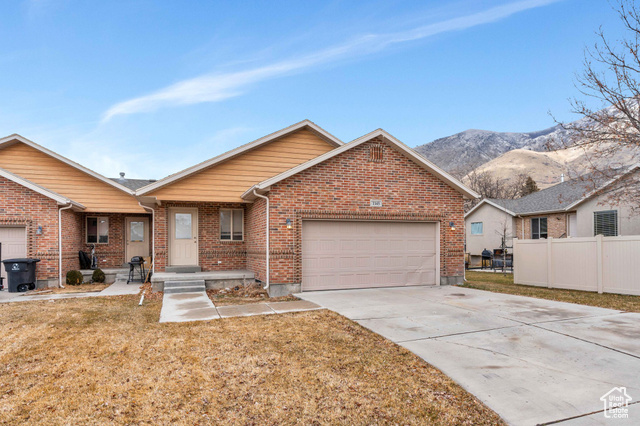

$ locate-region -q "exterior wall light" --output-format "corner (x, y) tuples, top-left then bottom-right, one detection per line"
(36, 225), (43, 235)
(449, 221), (455, 231)
(286, 218), (292, 229)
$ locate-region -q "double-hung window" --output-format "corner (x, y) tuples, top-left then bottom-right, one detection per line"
(594, 210), (618, 236)
(87, 217), (109, 244)
(220, 209), (244, 241)
(531, 217), (547, 239)
(471, 222), (483, 235)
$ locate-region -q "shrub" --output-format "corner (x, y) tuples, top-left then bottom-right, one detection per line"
(91, 268), (106, 283)
(66, 270), (84, 286)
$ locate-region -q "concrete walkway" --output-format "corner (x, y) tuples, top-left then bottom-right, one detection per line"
(159, 291), (322, 323)
(0, 281), (142, 303)
(300, 285), (640, 426)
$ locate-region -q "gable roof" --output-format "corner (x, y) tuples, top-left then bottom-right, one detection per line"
(0, 134), (135, 195)
(466, 164), (640, 217)
(464, 198), (516, 218)
(242, 128), (479, 201)
(0, 167), (85, 209)
(136, 120), (343, 196)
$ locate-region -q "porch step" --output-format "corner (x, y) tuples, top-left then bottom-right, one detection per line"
(166, 266), (202, 273)
(163, 280), (206, 294)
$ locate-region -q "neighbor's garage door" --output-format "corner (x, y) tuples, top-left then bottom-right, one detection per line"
(0, 227), (27, 283)
(302, 221), (438, 291)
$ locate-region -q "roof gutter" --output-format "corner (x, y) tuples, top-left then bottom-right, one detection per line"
(252, 189), (269, 291)
(138, 201), (155, 275)
(58, 203), (74, 288)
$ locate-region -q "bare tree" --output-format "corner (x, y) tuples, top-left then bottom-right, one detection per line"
(553, 0), (640, 212)
(463, 170), (533, 211)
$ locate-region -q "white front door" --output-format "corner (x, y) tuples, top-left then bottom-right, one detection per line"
(125, 217), (150, 261)
(169, 208), (198, 266)
(0, 227), (27, 283)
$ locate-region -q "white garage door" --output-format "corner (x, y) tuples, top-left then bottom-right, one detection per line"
(0, 227), (27, 283)
(302, 221), (438, 291)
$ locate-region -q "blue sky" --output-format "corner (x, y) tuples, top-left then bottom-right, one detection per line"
(0, 0), (626, 179)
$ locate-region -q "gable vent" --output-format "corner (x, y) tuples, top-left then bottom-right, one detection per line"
(368, 144), (384, 163)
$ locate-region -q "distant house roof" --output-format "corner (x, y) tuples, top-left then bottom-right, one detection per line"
(487, 178), (594, 215)
(466, 165), (640, 217)
(109, 178), (157, 191)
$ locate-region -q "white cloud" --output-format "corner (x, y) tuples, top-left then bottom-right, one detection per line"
(102, 0), (561, 121)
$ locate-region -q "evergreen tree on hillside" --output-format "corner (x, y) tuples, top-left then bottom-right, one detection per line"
(521, 176), (539, 196)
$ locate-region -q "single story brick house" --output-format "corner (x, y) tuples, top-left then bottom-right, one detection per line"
(464, 166), (640, 266)
(0, 121), (477, 294)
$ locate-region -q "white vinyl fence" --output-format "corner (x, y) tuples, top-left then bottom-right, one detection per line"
(513, 235), (640, 296)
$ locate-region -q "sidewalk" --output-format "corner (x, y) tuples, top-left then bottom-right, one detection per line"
(159, 292), (322, 323)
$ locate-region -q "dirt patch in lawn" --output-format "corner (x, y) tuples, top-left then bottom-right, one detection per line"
(0, 297), (503, 425)
(463, 271), (640, 312)
(207, 283), (298, 306)
(30, 283), (110, 295)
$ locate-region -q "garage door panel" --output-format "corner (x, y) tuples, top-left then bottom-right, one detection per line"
(302, 221), (438, 291)
(0, 227), (27, 282)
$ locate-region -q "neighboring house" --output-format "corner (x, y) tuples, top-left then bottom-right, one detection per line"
(0, 120), (478, 294)
(465, 166), (640, 265)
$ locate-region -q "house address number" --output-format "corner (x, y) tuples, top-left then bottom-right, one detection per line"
(370, 200), (382, 207)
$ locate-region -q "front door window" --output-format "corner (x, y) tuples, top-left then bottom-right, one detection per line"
(130, 221), (144, 242)
(175, 213), (192, 239)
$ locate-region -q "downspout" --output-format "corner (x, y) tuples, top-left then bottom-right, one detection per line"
(138, 201), (155, 274)
(252, 190), (269, 290)
(58, 203), (74, 288)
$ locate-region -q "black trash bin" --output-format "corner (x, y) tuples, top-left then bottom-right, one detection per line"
(2, 258), (40, 292)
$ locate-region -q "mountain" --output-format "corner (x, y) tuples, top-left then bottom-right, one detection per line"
(414, 124), (571, 175)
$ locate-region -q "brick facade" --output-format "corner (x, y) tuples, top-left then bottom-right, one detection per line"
(266, 137), (465, 285)
(152, 138), (466, 286)
(154, 202), (247, 272)
(0, 176), (59, 283)
(515, 213), (568, 239)
(0, 175), (152, 286)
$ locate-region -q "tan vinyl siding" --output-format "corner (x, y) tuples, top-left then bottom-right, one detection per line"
(0, 142), (145, 213)
(150, 128), (335, 202)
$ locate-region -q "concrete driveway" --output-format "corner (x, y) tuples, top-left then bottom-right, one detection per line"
(299, 286), (640, 425)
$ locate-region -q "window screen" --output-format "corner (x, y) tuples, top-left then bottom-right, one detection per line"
(471, 222), (483, 235)
(594, 210), (618, 236)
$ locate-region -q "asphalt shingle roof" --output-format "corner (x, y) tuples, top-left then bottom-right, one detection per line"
(487, 178), (594, 215)
(109, 178), (156, 191)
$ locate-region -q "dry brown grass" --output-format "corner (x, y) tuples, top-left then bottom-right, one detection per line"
(463, 271), (640, 312)
(0, 296), (503, 425)
(206, 283), (298, 306)
(31, 283), (110, 294)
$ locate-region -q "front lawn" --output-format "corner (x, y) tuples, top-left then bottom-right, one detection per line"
(463, 271), (640, 312)
(0, 296), (502, 425)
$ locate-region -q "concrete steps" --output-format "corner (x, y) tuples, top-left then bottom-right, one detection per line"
(163, 280), (206, 294)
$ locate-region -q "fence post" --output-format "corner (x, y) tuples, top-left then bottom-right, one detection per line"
(512, 238), (518, 283)
(596, 234), (604, 294)
(545, 237), (552, 288)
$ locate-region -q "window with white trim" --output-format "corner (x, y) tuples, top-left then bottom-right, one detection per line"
(471, 222), (483, 235)
(220, 209), (243, 241)
(87, 217), (109, 244)
(531, 217), (547, 239)
(594, 210), (618, 236)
